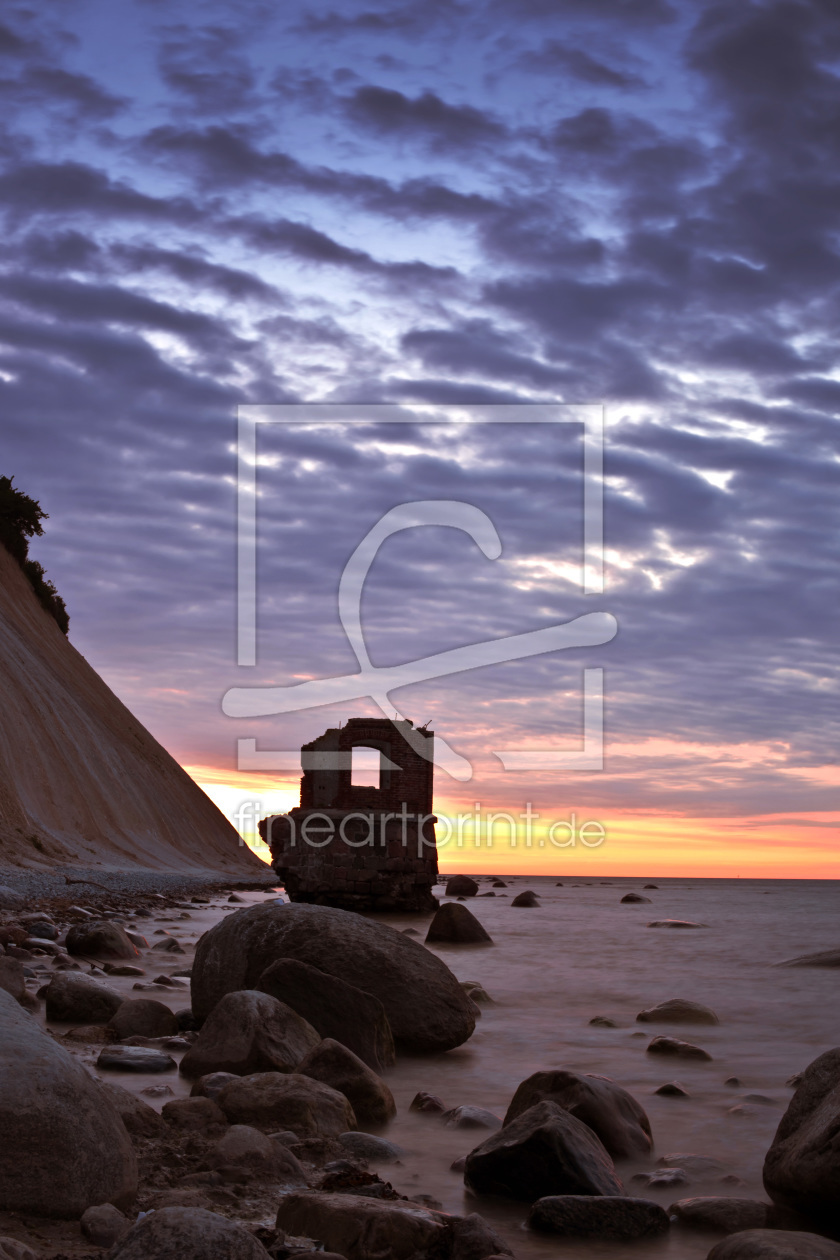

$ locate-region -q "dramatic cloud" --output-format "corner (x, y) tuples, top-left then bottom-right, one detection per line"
(1, 0), (837, 857)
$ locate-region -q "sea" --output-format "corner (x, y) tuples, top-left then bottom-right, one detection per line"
(74, 875), (840, 1258)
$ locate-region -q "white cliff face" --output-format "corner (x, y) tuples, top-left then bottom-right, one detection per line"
(0, 544), (265, 874)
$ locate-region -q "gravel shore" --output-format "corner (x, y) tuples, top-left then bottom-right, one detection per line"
(0, 865), (277, 903)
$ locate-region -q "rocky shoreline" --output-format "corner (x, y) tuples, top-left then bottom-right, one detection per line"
(1, 879), (839, 1260)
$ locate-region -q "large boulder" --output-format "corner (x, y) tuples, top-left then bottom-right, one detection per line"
(276, 1192), (450, 1260)
(298, 1038), (396, 1127)
(65, 922), (139, 960)
(669, 1198), (770, 1233)
(179, 990), (320, 1079)
(108, 999), (179, 1039)
(216, 1071), (356, 1136)
(763, 1047), (840, 1231)
(445, 876), (479, 897)
(464, 1100), (624, 1202)
(425, 904), (492, 945)
(503, 1069), (652, 1159)
(0, 988), (137, 1216)
(528, 1195), (668, 1240)
(108, 1206), (270, 1260)
(191, 903), (475, 1054)
(257, 958), (395, 1071)
(45, 972), (124, 1023)
(636, 998), (719, 1025)
(706, 1230), (840, 1259)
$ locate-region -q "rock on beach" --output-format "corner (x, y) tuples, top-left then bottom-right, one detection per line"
(425, 902), (493, 945)
(636, 998), (720, 1025)
(763, 1047), (840, 1232)
(647, 1035), (713, 1061)
(216, 1071), (356, 1136)
(503, 1068), (653, 1159)
(297, 1037), (396, 1127)
(0, 987), (137, 1216)
(706, 1229), (840, 1259)
(179, 989), (320, 1078)
(528, 1195), (669, 1240)
(108, 1205), (270, 1260)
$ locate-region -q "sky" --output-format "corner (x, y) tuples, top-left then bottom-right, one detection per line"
(2, 0), (838, 876)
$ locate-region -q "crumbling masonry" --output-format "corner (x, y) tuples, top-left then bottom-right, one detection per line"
(259, 717), (439, 912)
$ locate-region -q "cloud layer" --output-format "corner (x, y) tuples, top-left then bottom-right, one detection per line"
(1, 1), (837, 838)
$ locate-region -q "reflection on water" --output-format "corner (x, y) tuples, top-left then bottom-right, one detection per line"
(378, 876), (840, 1259)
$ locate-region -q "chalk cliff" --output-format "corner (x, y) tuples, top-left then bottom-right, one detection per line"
(0, 543), (265, 874)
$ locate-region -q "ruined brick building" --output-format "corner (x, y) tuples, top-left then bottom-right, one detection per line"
(258, 717), (439, 912)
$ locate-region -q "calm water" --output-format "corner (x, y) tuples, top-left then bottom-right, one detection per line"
(71, 876), (840, 1258)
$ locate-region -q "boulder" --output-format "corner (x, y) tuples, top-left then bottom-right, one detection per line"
(65, 922), (139, 960)
(442, 1106), (501, 1131)
(528, 1195), (669, 1240)
(669, 1197), (770, 1233)
(410, 1091), (447, 1114)
(706, 1230), (840, 1259)
(647, 919), (707, 929)
(190, 1072), (238, 1102)
(0, 988), (137, 1216)
(191, 903), (475, 1054)
(637, 999), (720, 1025)
(217, 1072), (356, 1136)
(448, 1214), (512, 1259)
(0, 886), (23, 910)
(44, 972), (124, 1023)
(511, 890), (540, 907)
(775, 948), (840, 968)
(297, 1038), (396, 1127)
(257, 958), (395, 1071)
(0, 1240), (38, 1260)
(647, 1036), (712, 1061)
(425, 904), (492, 945)
(763, 1047), (840, 1230)
(337, 1132), (403, 1162)
(492, 880), (507, 888)
(108, 1206), (270, 1260)
(80, 1203), (129, 1248)
(445, 876), (479, 897)
(97, 1046), (176, 1073)
(161, 1097), (228, 1132)
(620, 894), (652, 904)
(0, 957), (38, 1011)
(503, 1069), (653, 1159)
(276, 1192), (449, 1260)
(179, 990), (320, 1079)
(589, 1016), (618, 1028)
(108, 999), (179, 1039)
(655, 1081), (690, 1096)
(207, 1125), (307, 1185)
(464, 1100), (624, 1201)
(101, 1081), (167, 1137)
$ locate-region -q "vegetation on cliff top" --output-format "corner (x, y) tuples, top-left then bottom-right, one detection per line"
(0, 476), (69, 634)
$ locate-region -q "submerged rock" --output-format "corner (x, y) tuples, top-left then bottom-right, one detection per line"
(464, 1100), (624, 1202)
(503, 1068), (653, 1159)
(445, 876), (479, 897)
(646, 1035), (712, 1061)
(655, 1081), (690, 1096)
(620, 893), (651, 904)
(191, 903), (475, 1054)
(0, 988), (137, 1216)
(528, 1195), (669, 1240)
(179, 990), (320, 1079)
(636, 999), (720, 1025)
(775, 948), (840, 968)
(257, 958), (395, 1071)
(442, 1106), (501, 1131)
(97, 1045), (176, 1073)
(669, 1197), (770, 1233)
(511, 890), (540, 907)
(647, 919), (707, 929)
(425, 903), (493, 945)
(763, 1047), (840, 1232)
